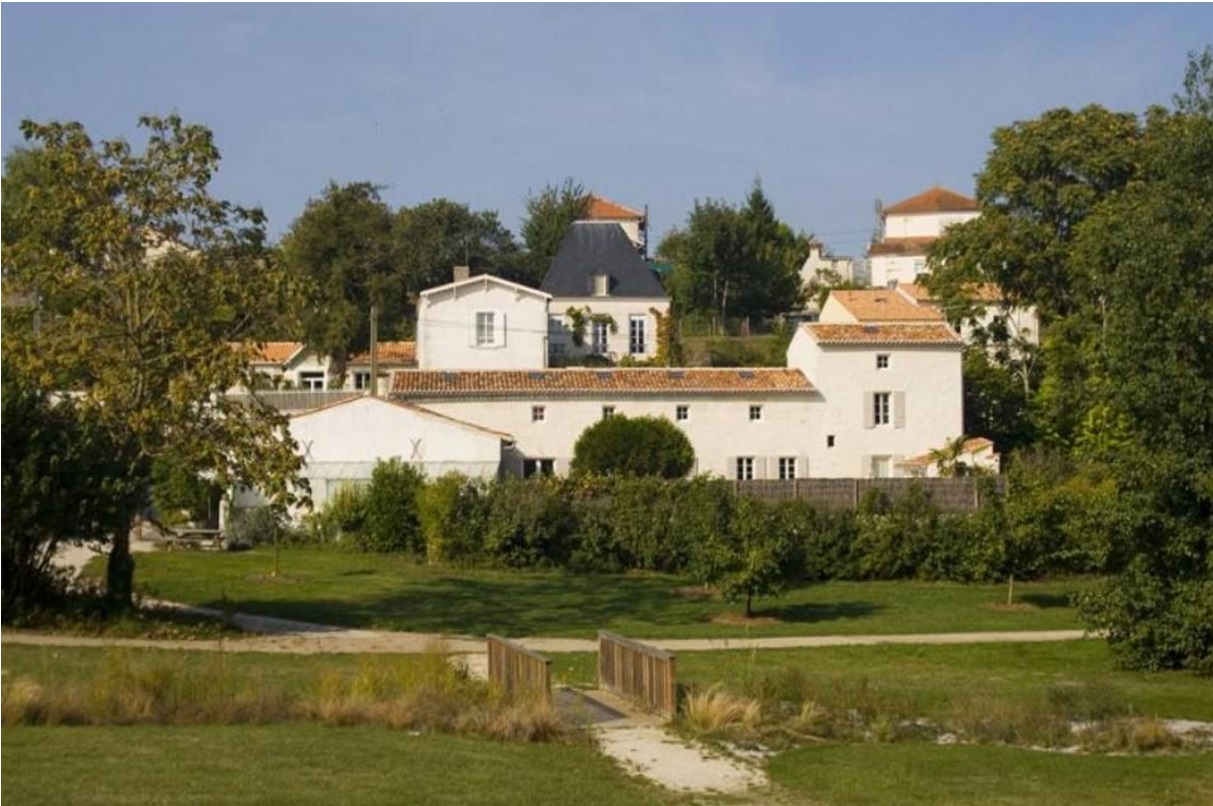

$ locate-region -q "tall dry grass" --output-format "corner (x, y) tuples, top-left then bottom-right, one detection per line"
(2, 647), (570, 743)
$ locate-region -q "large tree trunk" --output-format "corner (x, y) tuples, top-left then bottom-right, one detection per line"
(106, 520), (136, 610)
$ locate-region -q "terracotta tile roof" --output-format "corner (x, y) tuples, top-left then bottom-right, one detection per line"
(803, 323), (962, 346)
(348, 341), (416, 365)
(829, 290), (944, 322)
(883, 186), (979, 216)
(232, 341), (306, 364)
(867, 236), (937, 256)
(391, 368), (814, 398)
(585, 194), (644, 221)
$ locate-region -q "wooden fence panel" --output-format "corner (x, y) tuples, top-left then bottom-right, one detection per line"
(736, 477), (1003, 513)
(486, 635), (551, 697)
(598, 631), (677, 717)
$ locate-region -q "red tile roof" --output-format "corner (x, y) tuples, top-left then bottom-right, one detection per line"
(391, 368), (814, 397)
(585, 195), (644, 221)
(829, 290), (945, 322)
(348, 341), (416, 365)
(803, 323), (962, 346)
(867, 236), (938, 257)
(883, 186), (979, 216)
(233, 341), (306, 364)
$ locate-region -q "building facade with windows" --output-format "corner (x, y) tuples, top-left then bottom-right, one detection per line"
(416, 273), (552, 370)
(541, 222), (669, 363)
(785, 322), (964, 477)
(391, 368), (820, 479)
(868, 186), (980, 289)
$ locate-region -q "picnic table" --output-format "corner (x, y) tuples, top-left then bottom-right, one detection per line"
(165, 527), (225, 550)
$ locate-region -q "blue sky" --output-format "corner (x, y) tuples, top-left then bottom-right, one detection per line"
(3, 4), (1208, 259)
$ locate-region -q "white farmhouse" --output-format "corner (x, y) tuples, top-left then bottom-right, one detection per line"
(416, 274), (552, 370)
(868, 186), (979, 289)
(392, 367), (819, 479)
(786, 322), (964, 478)
(542, 222), (670, 363)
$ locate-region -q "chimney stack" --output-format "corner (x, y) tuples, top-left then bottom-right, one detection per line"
(453, 265), (471, 282)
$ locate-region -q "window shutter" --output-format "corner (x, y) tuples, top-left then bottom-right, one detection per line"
(893, 392), (906, 429)
(496, 310), (507, 348)
(863, 391), (875, 428)
(801, 456), (811, 479)
(726, 456), (736, 479)
(467, 311), (477, 347)
(755, 457), (767, 480)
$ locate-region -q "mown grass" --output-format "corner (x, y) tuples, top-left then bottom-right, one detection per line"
(2, 725), (684, 806)
(549, 640), (1213, 723)
(767, 743), (1213, 805)
(120, 547), (1090, 638)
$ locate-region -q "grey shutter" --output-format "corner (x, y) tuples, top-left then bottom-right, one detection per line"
(496, 310), (507, 347)
(863, 391), (875, 428)
(893, 391), (906, 429)
(467, 311), (477, 348)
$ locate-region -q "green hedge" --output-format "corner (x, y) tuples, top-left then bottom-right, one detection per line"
(303, 461), (1125, 585)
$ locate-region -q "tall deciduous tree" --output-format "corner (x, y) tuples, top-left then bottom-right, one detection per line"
(926, 105), (1143, 447)
(280, 181), (401, 380)
(1, 115), (306, 607)
(659, 181), (807, 326)
(520, 178), (590, 284)
(394, 198), (522, 294)
(1073, 91), (1213, 673)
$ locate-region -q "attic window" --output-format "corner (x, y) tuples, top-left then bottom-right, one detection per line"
(441, 372), (458, 383)
(527, 371), (547, 381)
(738, 370), (755, 380)
(668, 370), (685, 380)
(591, 271), (611, 297)
(596, 371), (612, 381)
(862, 325), (879, 334)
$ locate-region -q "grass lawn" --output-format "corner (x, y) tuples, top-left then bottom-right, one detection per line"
(548, 640), (1213, 722)
(1, 725), (683, 806)
(767, 743), (1213, 806)
(122, 547), (1090, 639)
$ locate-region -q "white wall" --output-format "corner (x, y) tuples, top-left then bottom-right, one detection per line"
(800, 245), (856, 287)
(787, 329), (964, 477)
(418, 393), (821, 479)
(288, 397), (503, 510)
(869, 254), (929, 289)
(883, 211), (979, 239)
(418, 278), (550, 370)
(549, 297), (669, 361)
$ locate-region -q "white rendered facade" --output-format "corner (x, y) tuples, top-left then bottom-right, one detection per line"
(548, 297), (669, 362)
(417, 274), (552, 370)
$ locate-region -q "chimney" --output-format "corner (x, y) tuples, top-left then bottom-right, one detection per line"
(453, 265), (471, 282)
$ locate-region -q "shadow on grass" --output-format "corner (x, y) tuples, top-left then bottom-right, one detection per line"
(761, 601), (884, 625)
(199, 572), (726, 638)
(1019, 592), (1074, 610)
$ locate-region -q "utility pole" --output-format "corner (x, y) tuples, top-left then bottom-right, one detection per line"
(369, 304), (379, 398)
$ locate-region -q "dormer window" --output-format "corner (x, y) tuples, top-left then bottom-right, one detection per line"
(592, 273), (610, 297)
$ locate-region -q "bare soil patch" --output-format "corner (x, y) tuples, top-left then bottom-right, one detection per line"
(710, 612), (780, 627)
(988, 602), (1041, 613)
